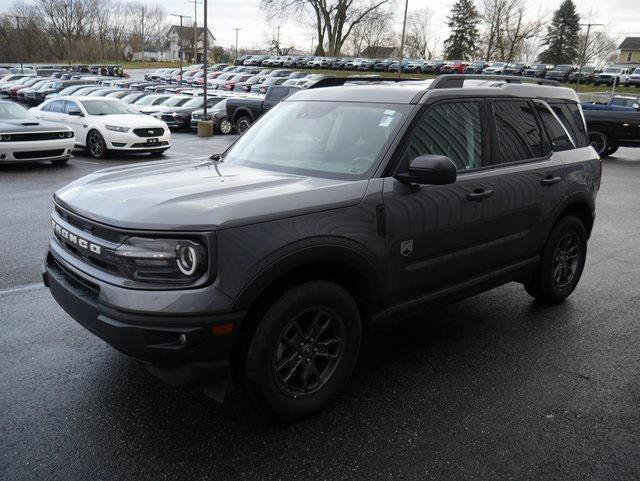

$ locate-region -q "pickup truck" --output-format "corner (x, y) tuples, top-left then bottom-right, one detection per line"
(584, 109), (640, 157)
(225, 85), (301, 134)
(581, 95), (640, 112)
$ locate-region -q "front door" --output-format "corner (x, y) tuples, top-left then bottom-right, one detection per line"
(383, 99), (508, 305)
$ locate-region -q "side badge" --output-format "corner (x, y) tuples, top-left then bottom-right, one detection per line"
(400, 240), (413, 257)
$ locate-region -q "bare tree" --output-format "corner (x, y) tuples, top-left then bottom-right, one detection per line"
(405, 7), (441, 59)
(126, 2), (168, 56)
(262, 0), (396, 56)
(348, 8), (394, 56)
(578, 29), (616, 67)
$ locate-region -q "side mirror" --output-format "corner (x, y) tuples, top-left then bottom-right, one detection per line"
(395, 154), (457, 185)
(68, 110), (83, 117)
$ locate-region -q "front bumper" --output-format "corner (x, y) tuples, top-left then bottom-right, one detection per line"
(106, 129), (172, 151)
(0, 138), (75, 162)
(43, 243), (245, 387)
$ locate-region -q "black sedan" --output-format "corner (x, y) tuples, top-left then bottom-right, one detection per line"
(158, 96), (224, 129)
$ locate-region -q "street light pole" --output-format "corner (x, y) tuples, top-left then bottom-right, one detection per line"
(233, 28), (242, 62)
(276, 26), (281, 55)
(188, 0), (203, 62)
(170, 14), (191, 85)
(311, 35), (315, 55)
(397, 0), (409, 79)
(14, 16), (26, 73)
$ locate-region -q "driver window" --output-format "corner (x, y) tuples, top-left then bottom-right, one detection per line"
(403, 101), (483, 171)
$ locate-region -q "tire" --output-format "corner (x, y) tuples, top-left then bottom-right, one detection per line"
(50, 158), (68, 166)
(217, 118), (233, 135)
(603, 144), (619, 157)
(524, 215), (587, 304)
(238, 281), (362, 420)
(235, 115), (252, 135)
(86, 130), (108, 159)
(588, 131), (608, 156)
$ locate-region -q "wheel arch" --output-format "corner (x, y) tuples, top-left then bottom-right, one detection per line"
(550, 197), (595, 241)
(233, 108), (254, 124)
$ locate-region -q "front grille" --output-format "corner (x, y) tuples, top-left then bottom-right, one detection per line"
(55, 205), (124, 243)
(48, 253), (100, 298)
(14, 149), (64, 159)
(3, 131), (69, 142)
(133, 127), (165, 137)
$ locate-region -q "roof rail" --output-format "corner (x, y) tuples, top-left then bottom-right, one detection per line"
(308, 76), (422, 89)
(428, 74), (560, 89)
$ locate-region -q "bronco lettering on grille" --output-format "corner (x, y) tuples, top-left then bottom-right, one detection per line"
(52, 220), (102, 255)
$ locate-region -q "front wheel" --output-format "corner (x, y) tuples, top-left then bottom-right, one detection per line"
(86, 130), (108, 159)
(603, 144), (619, 157)
(217, 118), (234, 135)
(524, 216), (587, 304)
(238, 281), (362, 420)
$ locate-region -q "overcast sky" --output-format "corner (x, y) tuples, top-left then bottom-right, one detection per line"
(1, 0), (639, 52)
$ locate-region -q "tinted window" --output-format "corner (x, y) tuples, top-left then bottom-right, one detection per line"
(492, 100), (543, 164)
(404, 101), (482, 171)
(548, 102), (588, 148)
(534, 102), (573, 152)
(49, 100), (66, 113)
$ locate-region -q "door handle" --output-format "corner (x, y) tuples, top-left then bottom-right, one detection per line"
(541, 176), (562, 186)
(467, 189), (494, 201)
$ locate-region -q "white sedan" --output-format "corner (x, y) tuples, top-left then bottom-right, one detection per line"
(31, 96), (171, 159)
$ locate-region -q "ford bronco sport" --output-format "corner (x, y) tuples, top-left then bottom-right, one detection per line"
(43, 75), (600, 420)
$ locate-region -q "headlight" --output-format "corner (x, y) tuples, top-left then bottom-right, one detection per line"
(105, 125), (130, 133)
(113, 237), (208, 284)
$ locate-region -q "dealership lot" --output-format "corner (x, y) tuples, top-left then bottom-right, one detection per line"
(1, 138), (640, 479)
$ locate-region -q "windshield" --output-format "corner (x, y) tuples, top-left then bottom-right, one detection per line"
(223, 101), (409, 180)
(0, 102), (30, 119)
(556, 65), (572, 71)
(531, 64), (545, 70)
(182, 97), (205, 108)
(603, 67), (621, 73)
(80, 100), (138, 115)
(121, 93), (143, 103)
(634, 69), (640, 75)
(134, 95), (166, 106)
(161, 96), (191, 107)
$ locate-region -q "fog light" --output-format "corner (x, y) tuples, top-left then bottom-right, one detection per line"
(178, 333), (188, 346)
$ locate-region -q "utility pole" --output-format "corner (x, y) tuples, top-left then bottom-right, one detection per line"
(311, 35), (315, 55)
(62, 1), (71, 66)
(203, 0), (209, 119)
(188, 0), (203, 62)
(170, 14), (191, 84)
(397, 0), (409, 79)
(276, 26), (281, 55)
(141, 4), (145, 66)
(577, 22), (604, 91)
(233, 28), (242, 62)
(14, 16), (26, 73)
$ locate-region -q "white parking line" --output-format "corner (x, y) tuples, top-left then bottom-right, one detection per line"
(0, 282), (45, 296)
(73, 159), (101, 165)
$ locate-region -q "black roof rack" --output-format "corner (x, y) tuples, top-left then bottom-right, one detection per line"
(308, 76), (422, 89)
(428, 74), (560, 89)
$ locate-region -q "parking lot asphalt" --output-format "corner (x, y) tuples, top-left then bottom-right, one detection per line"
(1, 141), (640, 481)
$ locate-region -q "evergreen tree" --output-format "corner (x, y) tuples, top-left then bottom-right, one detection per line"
(443, 0), (480, 60)
(538, 0), (581, 64)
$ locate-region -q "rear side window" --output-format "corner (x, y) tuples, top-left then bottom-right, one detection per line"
(403, 101), (483, 171)
(491, 100), (543, 164)
(548, 102), (588, 148)
(534, 102), (573, 152)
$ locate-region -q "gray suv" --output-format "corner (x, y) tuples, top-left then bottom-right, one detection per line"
(43, 75), (601, 420)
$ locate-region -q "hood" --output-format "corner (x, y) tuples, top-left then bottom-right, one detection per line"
(54, 158), (368, 231)
(98, 114), (166, 127)
(0, 117), (66, 132)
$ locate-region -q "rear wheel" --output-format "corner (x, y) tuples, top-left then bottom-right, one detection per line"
(603, 144), (619, 157)
(588, 131), (608, 156)
(237, 281), (362, 420)
(524, 215), (587, 304)
(235, 115), (252, 135)
(86, 130), (107, 159)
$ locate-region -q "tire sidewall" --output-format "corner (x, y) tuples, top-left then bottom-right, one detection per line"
(589, 131), (608, 156)
(244, 281), (362, 420)
(236, 116), (252, 134)
(87, 130), (107, 159)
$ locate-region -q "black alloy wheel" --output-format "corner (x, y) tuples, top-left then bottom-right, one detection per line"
(552, 232), (581, 288)
(87, 130), (107, 159)
(273, 307), (346, 397)
(588, 131), (608, 156)
(236, 116), (252, 134)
